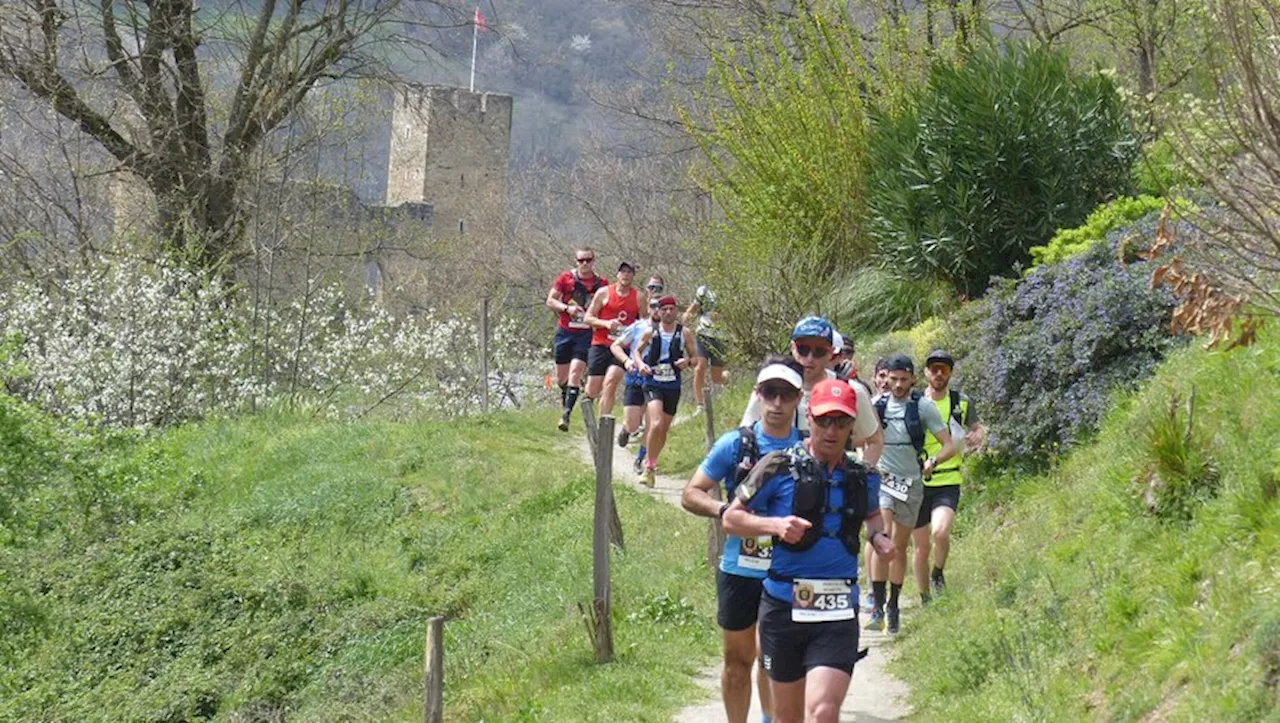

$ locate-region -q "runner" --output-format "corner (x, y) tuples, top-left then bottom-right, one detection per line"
(632, 295), (696, 488)
(872, 358), (890, 395)
(546, 248), (606, 432)
(685, 285), (728, 416)
(681, 356), (804, 723)
(866, 353), (957, 634)
(722, 379), (895, 723)
(741, 317), (883, 461)
(912, 349), (987, 598)
(583, 261), (641, 418)
(610, 275), (664, 466)
(829, 332), (855, 382)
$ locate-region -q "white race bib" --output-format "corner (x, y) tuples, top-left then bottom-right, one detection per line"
(567, 319), (589, 330)
(653, 363), (676, 383)
(791, 579), (855, 622)
(737, 536), (773, 571)
(881, 472), (913, 502)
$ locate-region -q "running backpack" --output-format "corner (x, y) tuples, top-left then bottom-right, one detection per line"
(644, 324), (684, 367)
(571, 271), (603, 309)
(774, 446), (869, 557)
(728, 426), (760, 497)
(873, 390), (926, 469)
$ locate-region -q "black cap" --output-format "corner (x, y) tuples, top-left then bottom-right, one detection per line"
(925, 349), (954, 369)
(883, 352), (914, 373)
(618, 261), (636, 272)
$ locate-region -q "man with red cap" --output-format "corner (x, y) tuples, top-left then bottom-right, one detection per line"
(632, 294), (696, 487)
(723, 379), (895, 723)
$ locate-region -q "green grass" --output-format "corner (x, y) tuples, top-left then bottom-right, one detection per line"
(893, 329), (1280, 721)
(0, 406), (719, 721)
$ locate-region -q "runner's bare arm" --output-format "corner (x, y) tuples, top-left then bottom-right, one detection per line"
(858, 426), (885, 468)
(632, 329), (655, 375)
(681, 301), (699, 327)
(583, 287), (610, 329)
(546, 284), (569, 313)
(610, 337), (631, 366)
(675, 326), (696, 370)
(681, 469), (725, 518)
(922, 427), (958, 478)
(864, 513), (895, 559)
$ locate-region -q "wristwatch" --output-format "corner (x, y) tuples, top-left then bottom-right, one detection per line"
(718, 503), (730, 519)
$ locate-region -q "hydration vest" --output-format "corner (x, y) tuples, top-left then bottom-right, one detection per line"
(728, 425), (760, 497)
(775, 446), (869, 557)
(571, 272), (603, 310)
(874, 390), (927, 469)
(644, 323), (684, 367)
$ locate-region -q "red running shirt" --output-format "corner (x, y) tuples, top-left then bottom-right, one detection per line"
(552, 271), (606, 331)
(592, 283), (641, 346)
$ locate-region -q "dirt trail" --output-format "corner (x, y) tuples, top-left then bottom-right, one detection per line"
(569, 407), (912, 722)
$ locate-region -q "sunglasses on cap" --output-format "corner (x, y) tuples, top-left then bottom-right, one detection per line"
(576, 256), (594, 263)
(794, 343), (830, 360)
(757, 384), (801, 402)
(646, 283), (664, 292)
(811, 415), (854, 430)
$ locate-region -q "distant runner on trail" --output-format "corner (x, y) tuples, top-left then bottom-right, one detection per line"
(723, 379), (895, 723)
(546, 247), (605, 432)
(828, 332), (855, 382)
(632, 295), (696, 488)
(584, 261), (641, 419)
(684, 285), (728, 416)
(866, 353), (957, 634)
(611, 275), (664, 473)
(681, 356), (804, 723)
(913, 349), (986, 598)
(872, 358), (890, 396)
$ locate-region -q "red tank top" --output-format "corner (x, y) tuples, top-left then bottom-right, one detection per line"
(592, 284), (641, 346)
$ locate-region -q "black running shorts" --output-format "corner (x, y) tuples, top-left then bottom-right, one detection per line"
(695, 334), (727, 368)
(914, 484), (961, 529)
(717, 570), (764, 632)
(587, 345), (624, 377)
(758, 592), (862, 683)
(623, 383), (645, 408)
(553, 327), (591, 364)
(643, 386), (680, 416)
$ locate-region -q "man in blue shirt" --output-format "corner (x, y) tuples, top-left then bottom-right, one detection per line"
(682, 356), (804, 723)
(723, 379), (895, 723)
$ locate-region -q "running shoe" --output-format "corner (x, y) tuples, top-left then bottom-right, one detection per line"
(642, 467), (656, 488)
(931, 568), (946, 594)
(887, 605), (900, 634)
(557, 410), (570, 432)
(864, 610), (885, 632)
(617, 427), (630, 448)
(862, 591), (877, 613)
(633, 446), (646, 475)
(692, 404), (705, 417)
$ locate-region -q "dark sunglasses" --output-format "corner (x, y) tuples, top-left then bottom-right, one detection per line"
(795, 344), (830, 360)
(812, 415), (854, 430)
(757, 385), (801, 402)
(646, 283), (664, 292)
(576, 256), (595, 263)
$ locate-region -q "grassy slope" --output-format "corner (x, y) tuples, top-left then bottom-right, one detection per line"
(1, 408), (718, 721)
(895, 330), (1280, 721)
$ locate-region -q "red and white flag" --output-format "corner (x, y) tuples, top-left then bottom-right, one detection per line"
(474, 7), (487, 30)
(470, 7), (487, 91)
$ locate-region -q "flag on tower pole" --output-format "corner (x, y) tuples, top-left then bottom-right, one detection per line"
(470, 7), (487, 93)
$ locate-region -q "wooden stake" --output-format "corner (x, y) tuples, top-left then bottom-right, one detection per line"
(423, 616), (443, 723)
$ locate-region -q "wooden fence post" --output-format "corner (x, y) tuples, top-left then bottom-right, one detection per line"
(582, 397), (599, 462)
(590, 415), (616, 662)
(594, 415), (624, 549)
(703, 386), (724, 570)
(423, 616), (443, 723)
(478, 297), (490, 414)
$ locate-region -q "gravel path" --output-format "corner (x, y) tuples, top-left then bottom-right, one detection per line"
(570, 406), (913, 722)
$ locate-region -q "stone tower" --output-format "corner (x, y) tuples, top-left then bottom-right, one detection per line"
(385, 85), (513, 243)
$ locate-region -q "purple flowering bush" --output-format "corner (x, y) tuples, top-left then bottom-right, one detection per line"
(957, 212), (1189, 463)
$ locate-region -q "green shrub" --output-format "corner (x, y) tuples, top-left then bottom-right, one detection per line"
(867, 42), (1139, 297)
(683, 9), (875, 356)
(1028, 195), (1166, 268)
(825, 265), (956, 337)
(1136, 389), (1221, 521)
(1132, 136), (1198, 196)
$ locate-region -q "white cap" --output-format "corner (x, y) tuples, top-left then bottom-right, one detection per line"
(832, 331), (845, 353)
(755, 363), (803, 390)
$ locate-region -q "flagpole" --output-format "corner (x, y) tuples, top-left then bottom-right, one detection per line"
(469, 11), (478, 92)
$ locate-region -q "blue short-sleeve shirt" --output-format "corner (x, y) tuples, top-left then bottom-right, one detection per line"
(698, 422), (800, 578)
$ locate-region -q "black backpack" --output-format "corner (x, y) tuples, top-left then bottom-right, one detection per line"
(727, 425), (760, 497)
(874, 390), (926, 469)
